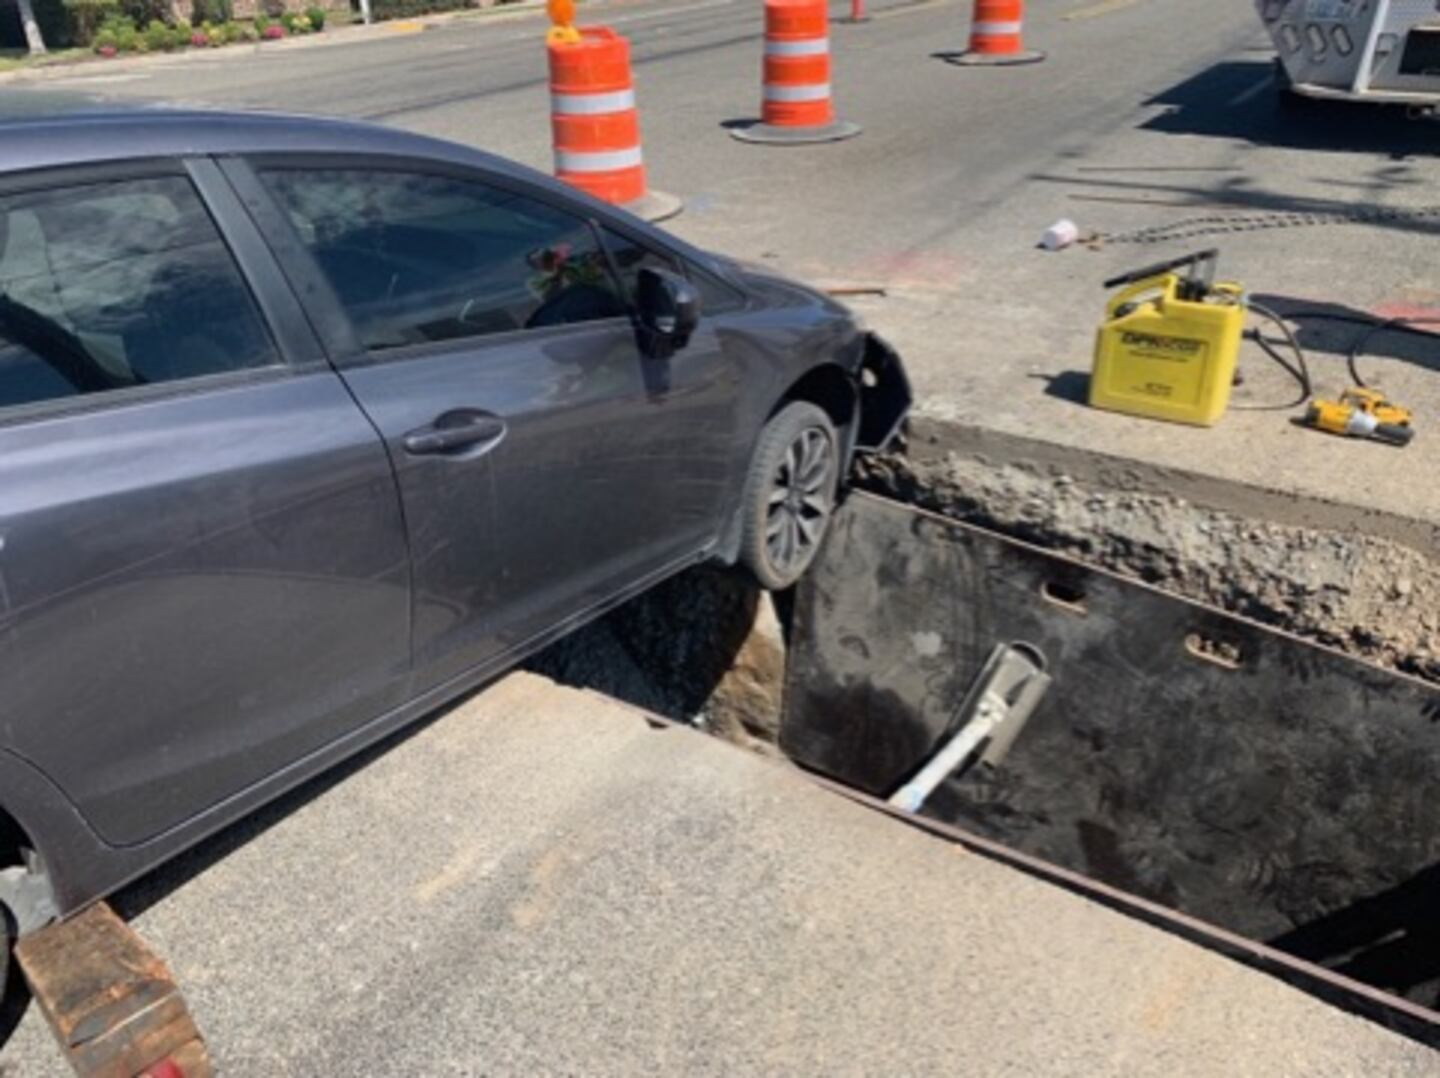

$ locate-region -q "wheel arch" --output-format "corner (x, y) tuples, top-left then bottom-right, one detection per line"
(767, 362), (858, 441)
(0, 749), (107, 925)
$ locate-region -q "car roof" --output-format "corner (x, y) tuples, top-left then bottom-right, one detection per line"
(0, 101), (522, 179)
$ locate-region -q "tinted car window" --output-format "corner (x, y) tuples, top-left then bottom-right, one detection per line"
(599, 226), (679, 300)
(260, 169), (631, 351)
(687, 263), (747, 315)
(600, 228), (746, 315)
(0, 176), (279, 413)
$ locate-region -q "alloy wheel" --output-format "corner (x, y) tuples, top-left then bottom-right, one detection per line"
(764, 425), (836, 577)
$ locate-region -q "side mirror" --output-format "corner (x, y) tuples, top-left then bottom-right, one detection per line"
(635, 267), (701, 360)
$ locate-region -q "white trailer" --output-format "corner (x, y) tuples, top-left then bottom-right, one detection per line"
(1258, 0), (1440, 108)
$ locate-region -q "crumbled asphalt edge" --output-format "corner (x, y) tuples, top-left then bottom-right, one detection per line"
(855, 450), (1440, 685)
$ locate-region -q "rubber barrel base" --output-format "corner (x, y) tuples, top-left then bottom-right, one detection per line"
(940, 49), (1046, 66)
(621, 189), (685, 223)
(729, 120), (863, 145)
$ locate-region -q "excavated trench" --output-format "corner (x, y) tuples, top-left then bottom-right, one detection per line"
(531, 424), (1440, 1031)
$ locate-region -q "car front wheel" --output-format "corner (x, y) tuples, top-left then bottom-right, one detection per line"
(739, 401), (841, 590)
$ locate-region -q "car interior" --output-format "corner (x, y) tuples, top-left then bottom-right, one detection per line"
(262, 168), (632, 350)
(0, 178), (275, 410)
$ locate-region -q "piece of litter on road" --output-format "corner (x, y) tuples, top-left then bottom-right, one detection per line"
(1040, 219), (1080, 251)
(824, 285), (888, 297)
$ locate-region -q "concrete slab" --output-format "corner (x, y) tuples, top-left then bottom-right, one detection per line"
(0, 673), (1433, 1074)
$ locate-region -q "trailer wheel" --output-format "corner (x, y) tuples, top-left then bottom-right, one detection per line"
(739, 402), (840, 591)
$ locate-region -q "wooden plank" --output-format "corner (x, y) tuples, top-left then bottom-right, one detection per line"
(14, 903), (210, 1078)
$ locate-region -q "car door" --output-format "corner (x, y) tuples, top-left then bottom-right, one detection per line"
(227, 158), (741, 691)
(0, 161), (411, 847)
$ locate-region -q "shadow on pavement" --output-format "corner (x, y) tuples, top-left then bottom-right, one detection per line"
(1251, 293), (1440, 380)
(1139, 59), (1440, 159)
(1033, 370), (1089, 406)
(1027, 166), (1440, 248)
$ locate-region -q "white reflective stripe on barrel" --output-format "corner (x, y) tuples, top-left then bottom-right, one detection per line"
(762, 82), (832, 102)
(550, 89), (637, 116)
(763, 38), (829, 57)
(973, 20), (1022, 33)
(554, 146), (645, 172)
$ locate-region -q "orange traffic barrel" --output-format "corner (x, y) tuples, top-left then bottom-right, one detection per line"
(548, 27), (644, 204)
(730, 0), (860, 145)
(547, 26), (683, 220)
(947, 0), (1044, 66)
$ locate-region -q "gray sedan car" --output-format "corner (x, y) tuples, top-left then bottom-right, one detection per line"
(0, 105), (907, 1017)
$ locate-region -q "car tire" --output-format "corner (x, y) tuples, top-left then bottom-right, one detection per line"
(738, 401), (842, 591)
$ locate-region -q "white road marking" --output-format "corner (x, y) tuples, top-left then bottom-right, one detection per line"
(870, 0), (950, 22)
(1064, 0), (1144, 21)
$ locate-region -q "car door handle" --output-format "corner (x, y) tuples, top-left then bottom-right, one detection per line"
(402, 411), (507, 456)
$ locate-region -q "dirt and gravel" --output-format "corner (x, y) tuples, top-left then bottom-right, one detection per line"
(527, 566), (787, 750)
(859, 450), (1440, 684)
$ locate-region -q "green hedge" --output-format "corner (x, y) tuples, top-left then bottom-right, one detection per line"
(117, 0), (170, 27)
(54, 0), (167, 47)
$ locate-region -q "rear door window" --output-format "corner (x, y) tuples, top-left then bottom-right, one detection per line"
(0, 175), (278, 413)
(257, 168), (631, 351)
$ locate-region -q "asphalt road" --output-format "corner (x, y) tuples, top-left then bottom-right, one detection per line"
(1, 673), (1434, 1075)
(8, 0), (1440, 538)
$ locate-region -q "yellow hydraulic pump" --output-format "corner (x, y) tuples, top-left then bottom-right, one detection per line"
(1090, 250), (1246, 427)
